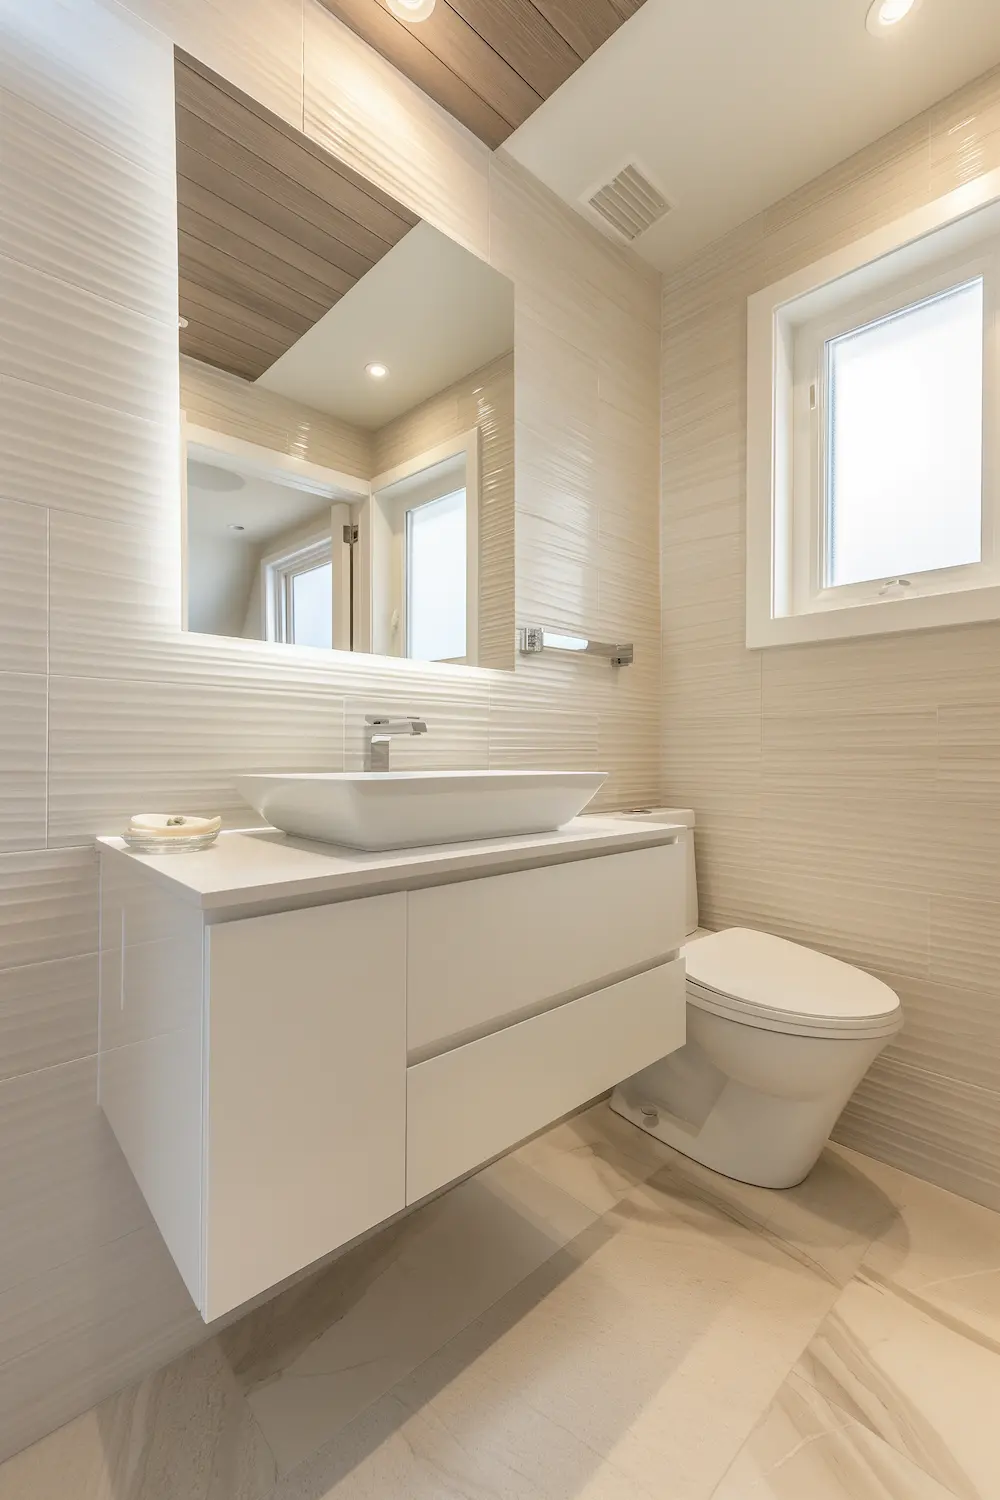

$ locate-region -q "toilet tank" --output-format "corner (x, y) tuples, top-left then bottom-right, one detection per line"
(616, 808), (698, 936)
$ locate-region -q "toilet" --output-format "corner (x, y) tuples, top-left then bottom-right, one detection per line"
(609, 809), (903, 1189)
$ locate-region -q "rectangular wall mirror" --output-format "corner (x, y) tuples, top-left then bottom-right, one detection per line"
(176, 50), (515, 670)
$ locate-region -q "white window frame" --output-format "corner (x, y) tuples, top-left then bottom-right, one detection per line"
(263, 535), (335, 647)
(747, 167), (1000, 648)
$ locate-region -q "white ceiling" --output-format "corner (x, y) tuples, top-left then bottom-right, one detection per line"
(257, 222), (514, 428)
(187, 463), (331, 545)
(504, 0), (1000, 272)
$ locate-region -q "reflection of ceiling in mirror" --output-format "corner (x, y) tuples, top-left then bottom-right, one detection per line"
(187, 462), (332, 545)
(175, 50), (418, 382)
(175, 49), (514, 431)
(258, 222), (514, 428)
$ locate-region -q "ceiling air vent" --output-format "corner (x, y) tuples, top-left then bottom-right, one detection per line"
(584, 164), (671, 244)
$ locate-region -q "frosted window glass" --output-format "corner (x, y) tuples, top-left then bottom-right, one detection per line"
(406, 490), (466, 661)
(826, 278), (984, 588)
(291, 562), (332, 649)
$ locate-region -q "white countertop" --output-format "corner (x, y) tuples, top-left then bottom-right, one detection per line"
(97, 817), (682, 918)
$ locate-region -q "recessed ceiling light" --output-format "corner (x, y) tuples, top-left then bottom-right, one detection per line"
(387, 0), (435, 19)
(866, 0), (919, 34)
(178, 315), (189, 329)
(366, 361), (390, 379)
(227, 523), (246, 532)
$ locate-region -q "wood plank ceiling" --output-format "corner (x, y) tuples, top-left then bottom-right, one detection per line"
(317, 0), (649, 150)
(175, 50), (419, 382)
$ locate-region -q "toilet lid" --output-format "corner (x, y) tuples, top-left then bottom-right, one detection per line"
(683, 928), (901, 1036)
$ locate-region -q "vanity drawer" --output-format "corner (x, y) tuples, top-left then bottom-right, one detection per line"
(406, 958), (685, 1204)
(407, 842), (684, 1057)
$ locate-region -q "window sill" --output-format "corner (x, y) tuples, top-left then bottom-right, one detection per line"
(747, 581), (1000, 648)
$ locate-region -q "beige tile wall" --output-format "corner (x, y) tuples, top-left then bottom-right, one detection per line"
(180, 356), (375, 478)
(0, 0), (660, 1462)
(661, 64), (1000, 1215)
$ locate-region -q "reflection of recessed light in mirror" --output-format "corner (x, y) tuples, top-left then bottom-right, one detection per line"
(227, 523), (246, 532)
(188, 460), (246, 493)
(866, 0), (918, 33)
(387, 0), (435, 20)
(366, 361), (390, 379)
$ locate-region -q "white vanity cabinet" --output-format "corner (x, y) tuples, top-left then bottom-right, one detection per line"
(98, 819), (686, 1323)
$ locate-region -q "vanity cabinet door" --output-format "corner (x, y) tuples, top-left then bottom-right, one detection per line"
(203, 894), (406, 1320)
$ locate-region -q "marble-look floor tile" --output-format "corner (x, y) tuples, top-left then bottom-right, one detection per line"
(712, 1372), (959, 1500)
(509, 1099), (677, 1215)
(221, 1152), (597, 1474)
(639, 1138), (905, 1288)
(795, 1276), (1000, 1500)
(0, 1337), (275, 1500)
(276, 1166), (842, 1500)
(859, 1172), (1000, 1349)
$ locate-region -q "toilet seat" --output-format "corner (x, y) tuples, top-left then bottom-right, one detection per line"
(682, 927), (902, 1041)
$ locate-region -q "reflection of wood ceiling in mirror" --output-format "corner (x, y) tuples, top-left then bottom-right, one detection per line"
(175, 51), (419, 382)
(317, 0), (648, 149)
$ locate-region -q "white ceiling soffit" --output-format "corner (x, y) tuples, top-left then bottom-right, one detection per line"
(504, 0), (1000, 272)
(257, 221), (514, 428)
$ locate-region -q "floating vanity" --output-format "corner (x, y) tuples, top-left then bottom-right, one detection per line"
(98, 817), (686, 1321)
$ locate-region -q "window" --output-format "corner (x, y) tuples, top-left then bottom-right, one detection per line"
(746, 174), (1000, 647)
(267, 538), (334, 649)
(826, 281), (984, 588)
(405, 489), (467, 661)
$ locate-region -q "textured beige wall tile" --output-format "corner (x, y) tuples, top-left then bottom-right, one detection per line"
(0, 1058), (149, 1296)
(47, 674), (346, 844)
(0, 850), (97, 972)
(123, 0), (304, 130)
(0, 673), (47, 853)
(181, 356), (373, 479)
(0, 0), (175, 176)
(834, 1054), (1000, 1214)
(0, 85), (178, 324)
(0, 956), (97, 1084)
(929, 63), (1000, 196)
(0, 500), (46, 676)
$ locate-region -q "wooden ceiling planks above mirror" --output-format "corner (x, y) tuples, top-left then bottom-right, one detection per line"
(315, 0), (650, 149)
(174, 51), (419, 381)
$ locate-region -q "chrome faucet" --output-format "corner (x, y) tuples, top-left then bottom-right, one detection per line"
(363, 715), (428, 772)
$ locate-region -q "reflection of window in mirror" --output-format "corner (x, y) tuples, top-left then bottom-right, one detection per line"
(369, 430), (479, 666)
(183, 428), (359, 652)
(266, 538), (334, 650)
(407, 490), (466, 661)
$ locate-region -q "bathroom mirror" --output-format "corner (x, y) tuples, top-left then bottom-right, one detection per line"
(176, 50), (515, 669)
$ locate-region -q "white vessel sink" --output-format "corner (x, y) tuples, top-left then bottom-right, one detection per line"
(234, 770), (607, 851)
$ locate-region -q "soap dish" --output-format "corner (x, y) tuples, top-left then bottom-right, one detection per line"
(122, 829), (220, 854)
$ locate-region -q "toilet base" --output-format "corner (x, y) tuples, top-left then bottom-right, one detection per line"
(610, 1079), (834, 1188)
(609, 1013), (890, 1190)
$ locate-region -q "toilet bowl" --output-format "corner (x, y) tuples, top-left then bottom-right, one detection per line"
(609, 810), (903, 1189)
